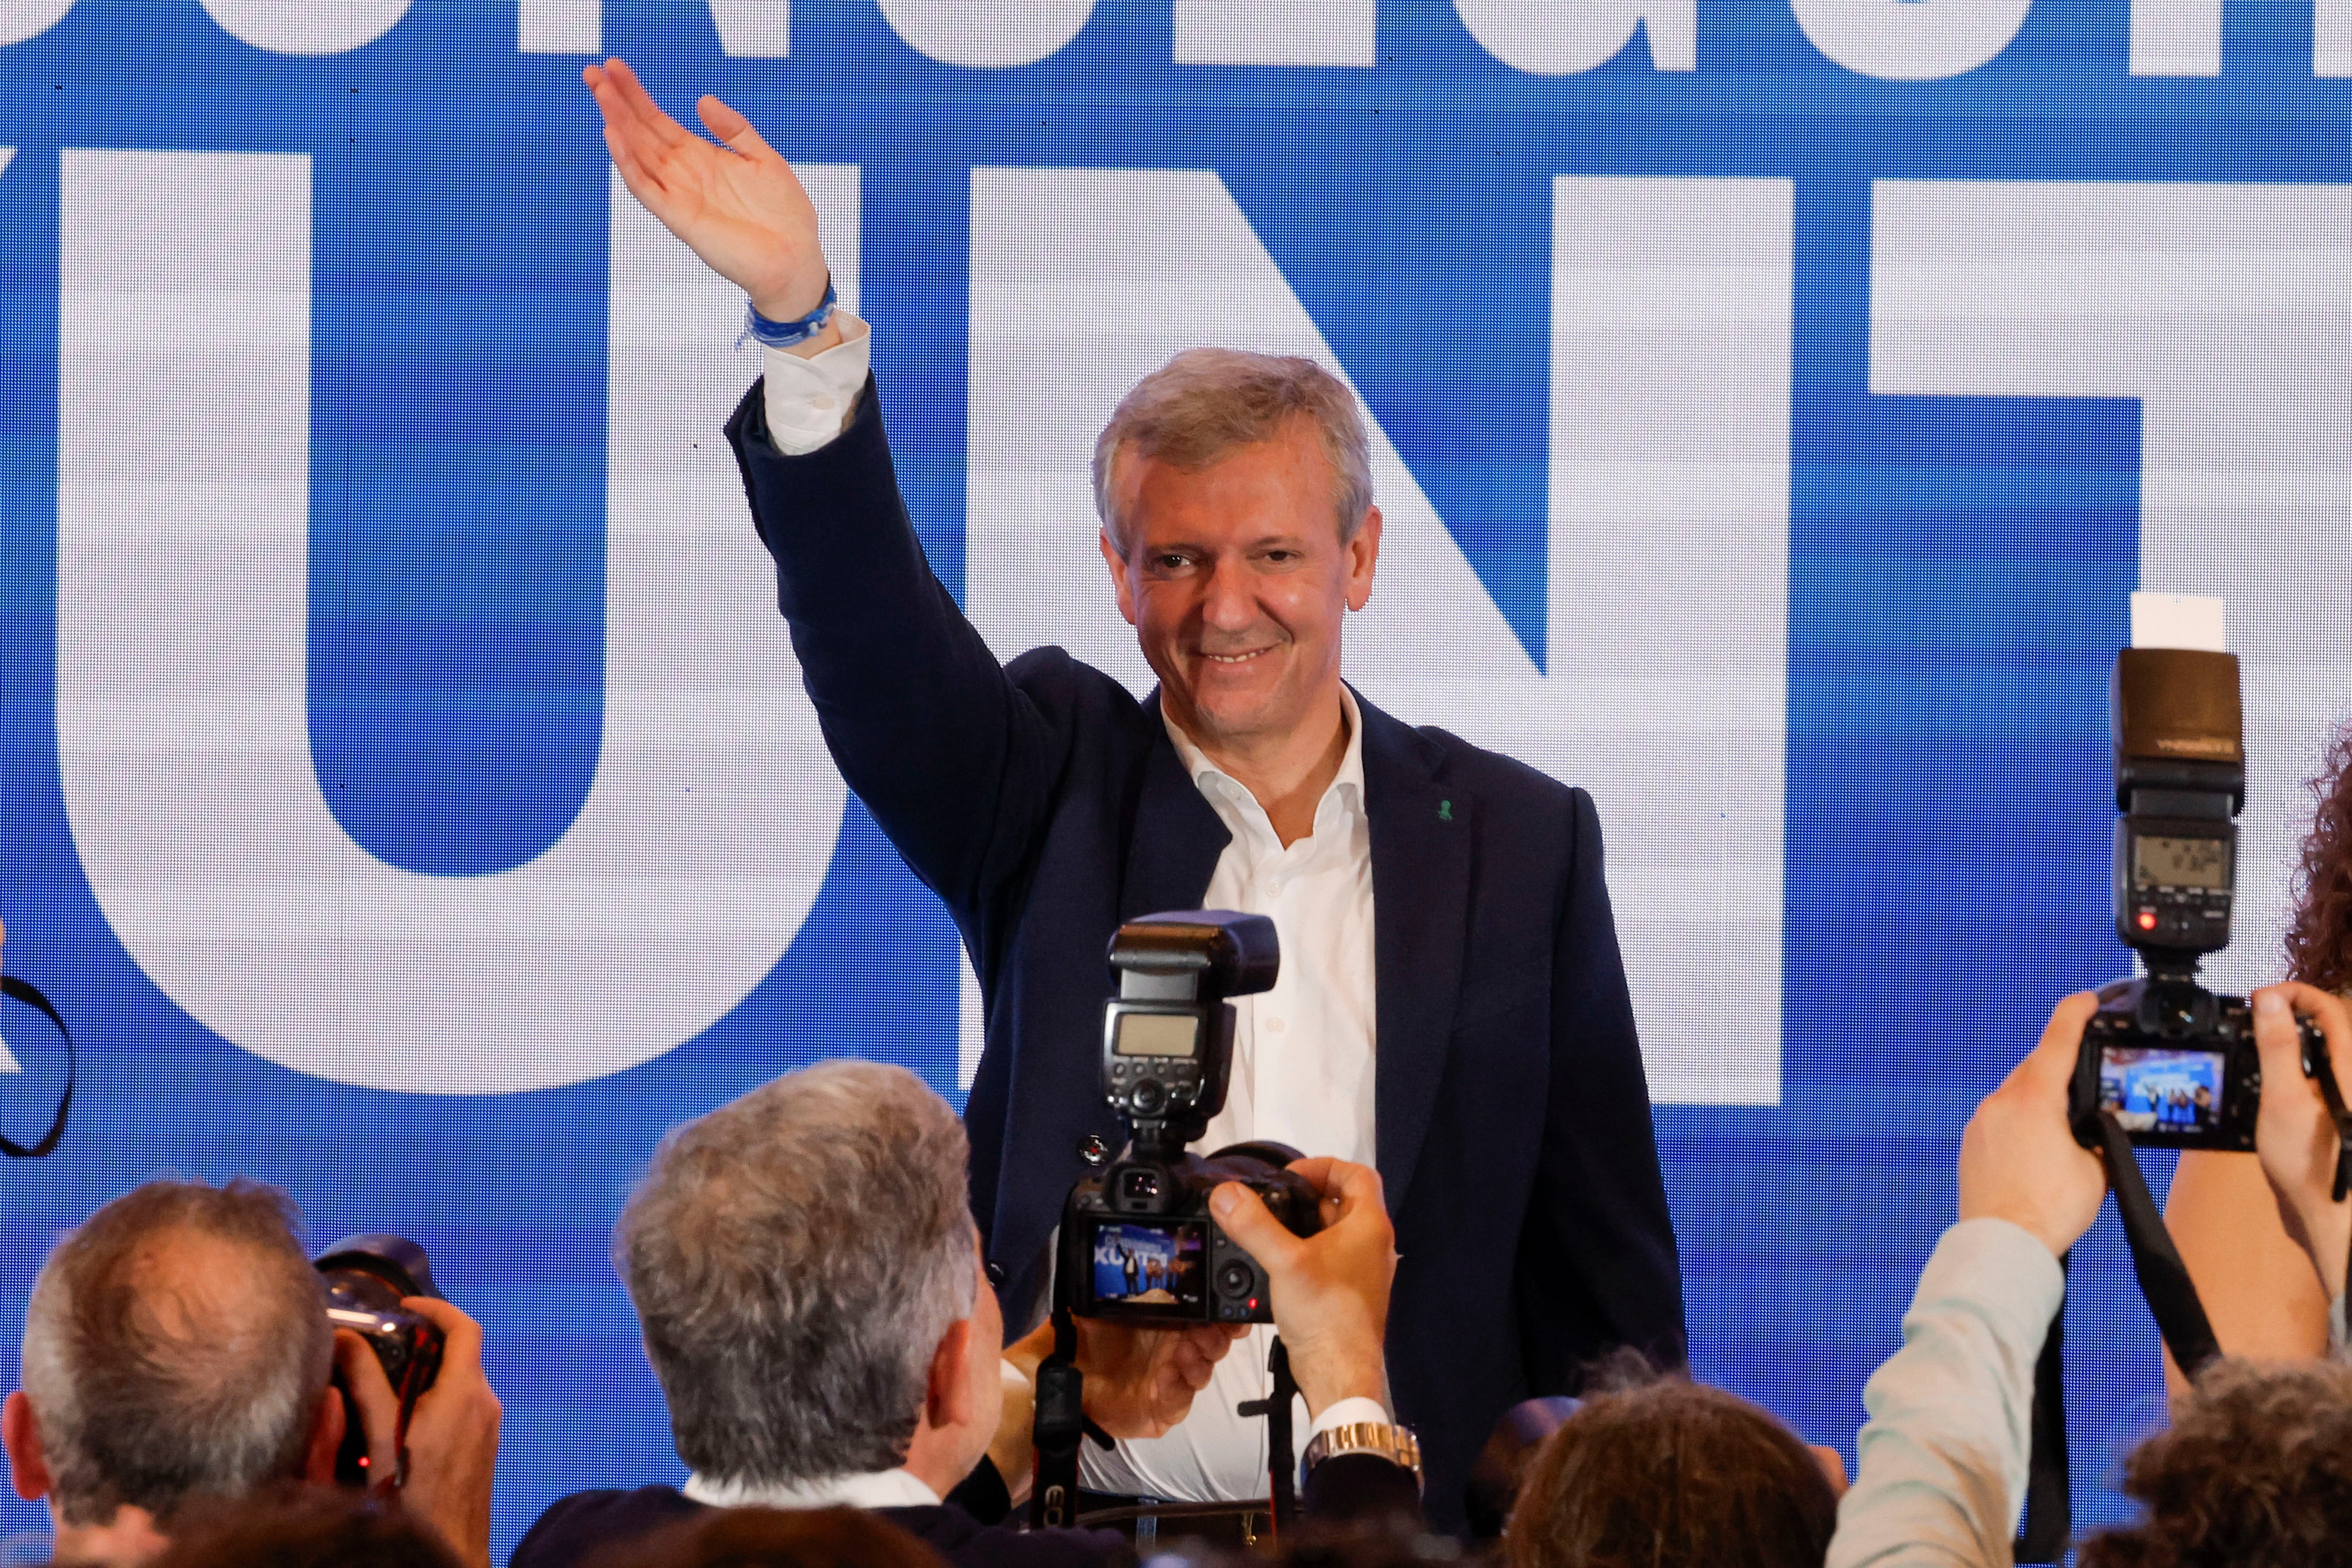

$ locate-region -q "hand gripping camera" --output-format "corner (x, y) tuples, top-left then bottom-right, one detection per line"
(1059, 910), (1323, 1328)
(2068, 647), (2329, 1149)
(319, 1234), (445, 1488)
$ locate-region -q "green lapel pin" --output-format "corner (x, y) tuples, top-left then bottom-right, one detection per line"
(1438, 799), (1453, 821)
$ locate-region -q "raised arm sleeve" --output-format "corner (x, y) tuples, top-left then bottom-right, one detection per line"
(726, 375), (1073, 925)
(1827, 1219), (2065, 1568)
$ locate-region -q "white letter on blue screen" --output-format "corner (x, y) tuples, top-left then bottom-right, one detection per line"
(963, 167), (1789, 1105)
(1871, 178), (2352, 994)
(1454, 0), (1697, 73)
(1789, 0), (2030, 78)
(53, 151), (852, 1093)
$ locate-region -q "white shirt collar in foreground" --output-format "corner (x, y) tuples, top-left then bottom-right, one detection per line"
(1164, 685), (1366, 823)
(682, 1466), (942, 1511)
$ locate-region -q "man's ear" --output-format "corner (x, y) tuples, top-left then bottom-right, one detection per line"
(925, 1317), (979, 1434)
(1098, 530), (1140, 627)
(1344, 506), (1381, 612)
(301, 1385), (345, 1485)
(3, 1391), (53, 1503)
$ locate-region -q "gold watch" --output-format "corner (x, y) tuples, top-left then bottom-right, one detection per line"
(1300, 1421), (1424, 1492)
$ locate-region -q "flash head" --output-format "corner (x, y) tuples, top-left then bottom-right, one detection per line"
(2112, 648), (2245, 962)
(1101, 911), (1278, 1153)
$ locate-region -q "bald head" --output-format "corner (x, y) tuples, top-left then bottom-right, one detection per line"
(19, 1180), (331, 1525)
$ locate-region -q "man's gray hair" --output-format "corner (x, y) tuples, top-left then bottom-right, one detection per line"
(614, 1059), (980, 1488)
(19, 1179), (332, 1525)
(1091, 348), (1375, 558)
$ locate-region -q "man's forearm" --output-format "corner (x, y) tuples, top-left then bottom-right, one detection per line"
(1827, 1219), (2063, 1568)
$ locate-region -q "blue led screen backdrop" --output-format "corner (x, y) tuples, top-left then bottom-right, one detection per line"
(1, 0), (2349, 1556)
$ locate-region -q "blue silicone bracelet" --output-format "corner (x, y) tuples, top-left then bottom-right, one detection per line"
(745, 278), (838, 348)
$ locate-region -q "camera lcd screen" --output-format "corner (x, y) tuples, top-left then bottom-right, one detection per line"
(2133, 834), (2232, 891)
(1090, 1221), (1207, 1312)
(1113, 1011), (1201, 1058)
(2095, 1045), (2227, 1135)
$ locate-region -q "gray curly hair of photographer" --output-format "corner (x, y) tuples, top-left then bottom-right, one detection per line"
(9, 1179), (334, 1529)
(614, 1059), (979, 1487)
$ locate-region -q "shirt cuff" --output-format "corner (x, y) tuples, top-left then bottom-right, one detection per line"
(1306, 1396), (1393, 1444)
(760, 312), (872, 456)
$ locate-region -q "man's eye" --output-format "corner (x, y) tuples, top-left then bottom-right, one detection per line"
(1154, 555), (1190, 571)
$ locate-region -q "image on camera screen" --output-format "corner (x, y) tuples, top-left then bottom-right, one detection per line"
(2096, 1046), (2226, 1134)
(1090, 1221), (1206, 1310)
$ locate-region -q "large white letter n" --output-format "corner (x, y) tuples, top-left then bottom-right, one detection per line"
(55, 151), (848, 1093)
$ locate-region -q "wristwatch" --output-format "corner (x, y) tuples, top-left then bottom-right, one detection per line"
(1300, 1421), (1424, 1492)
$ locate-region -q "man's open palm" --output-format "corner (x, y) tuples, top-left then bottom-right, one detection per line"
(583, 57), (829, 322)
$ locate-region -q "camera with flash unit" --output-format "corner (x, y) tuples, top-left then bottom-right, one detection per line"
(2071, 646), (2325, 1150)
(1061, 911), (1321, 1327)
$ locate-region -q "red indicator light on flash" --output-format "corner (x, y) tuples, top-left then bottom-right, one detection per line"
(1249, 1299), (1259, 1311)
(2138, 911), (2158, 931)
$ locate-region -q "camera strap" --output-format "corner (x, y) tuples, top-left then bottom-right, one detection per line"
(1029, 1309), (1085, 1530)
(2017, 1109), (2219, 1563)
(1236, 1336), (1300, 1536)
(0, 977), (73, 1159)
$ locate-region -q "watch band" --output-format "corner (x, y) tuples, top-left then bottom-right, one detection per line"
(1301, 1421), (1424, 1492)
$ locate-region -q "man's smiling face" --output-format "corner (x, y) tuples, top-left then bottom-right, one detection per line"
(1100, 416), (1380, 753)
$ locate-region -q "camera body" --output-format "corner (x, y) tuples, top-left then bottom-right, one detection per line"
(2071, 647), (2323, 1150)
(1062, 912), (1322, 1328)
(318, 1234), (445, 1487)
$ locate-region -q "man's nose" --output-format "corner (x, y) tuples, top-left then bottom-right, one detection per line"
(1198, 559), (1256, 630)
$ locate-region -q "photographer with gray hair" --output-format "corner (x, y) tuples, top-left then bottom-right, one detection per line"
(513, 1058), (1417, 1568)
(0, 1179), (501, 1568)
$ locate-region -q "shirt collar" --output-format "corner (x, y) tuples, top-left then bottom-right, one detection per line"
(1163, 686), (1366, 823)
(682, 1467), (942, 1512)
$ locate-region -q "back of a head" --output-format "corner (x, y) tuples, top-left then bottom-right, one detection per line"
(2081, 1356), (2352, 1568)
(1504, 1375), (1836, 1568)
(148, 1483), (460, 1568)
(21, 1180), (331, 1526)
(584, 1505), (947, 1568)
(614, 1059), (978, 1489)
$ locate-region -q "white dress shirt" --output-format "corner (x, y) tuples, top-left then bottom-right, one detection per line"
(759, 323), (1392, 1502)
(684, 1465), (941, 1511)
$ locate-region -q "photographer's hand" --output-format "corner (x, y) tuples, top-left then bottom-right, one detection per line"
(1003, 1316), (1244, 1441)
(2251, 983), (2352, 1300)
(1956, 993), (2108, 1258)
(1210, 1158), (1394, 1418)
(335, 1300), (501, 1568)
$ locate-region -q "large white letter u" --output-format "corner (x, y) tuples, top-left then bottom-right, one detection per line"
(55, 151), (851, 1093)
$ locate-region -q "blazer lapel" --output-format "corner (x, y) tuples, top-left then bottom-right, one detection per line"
(1359, 691), (1472, 1214)
(1118, 692), (1232, 920)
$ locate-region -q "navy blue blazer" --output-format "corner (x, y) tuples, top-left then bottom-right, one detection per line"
(726, 379), (1686, 1529)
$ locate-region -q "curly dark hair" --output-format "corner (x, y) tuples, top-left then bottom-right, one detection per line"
(2079, 1357), (2352, 1568)
(2283, 725), (2352, 992)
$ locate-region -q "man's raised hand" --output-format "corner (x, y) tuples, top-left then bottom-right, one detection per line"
(582, 58), (838, 344)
